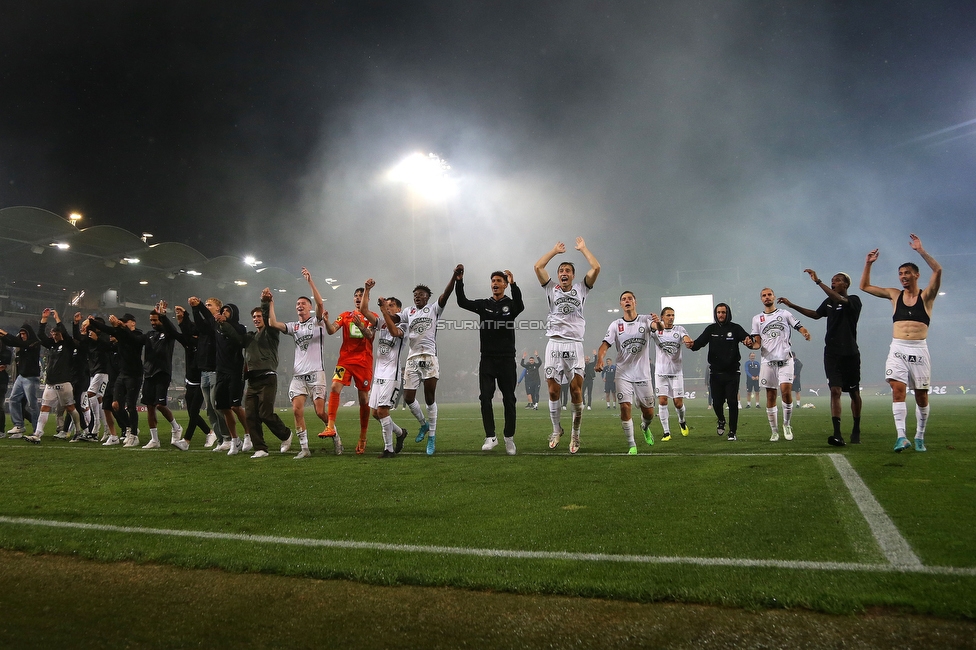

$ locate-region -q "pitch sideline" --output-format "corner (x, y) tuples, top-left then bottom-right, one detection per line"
(0, 515), (972, 577)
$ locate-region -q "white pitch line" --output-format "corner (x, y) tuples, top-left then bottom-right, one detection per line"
(828, 453), (922, 568)
(1, 516), (973, 576)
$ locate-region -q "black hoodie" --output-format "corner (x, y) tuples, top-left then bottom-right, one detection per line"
(690, 302), (750, 374)
(89, 318), (145, 378)
(215, 303), (246, 376)
(39, 320), (77, 385)
(191, 301), (218, 372)
(1, 324), (42, 378)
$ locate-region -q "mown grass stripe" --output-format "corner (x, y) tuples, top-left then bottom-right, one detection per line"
(828, 453), (922, 568)
(2, 516), (972, 576)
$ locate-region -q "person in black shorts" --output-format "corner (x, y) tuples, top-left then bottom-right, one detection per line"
(776, 269), (862, 445)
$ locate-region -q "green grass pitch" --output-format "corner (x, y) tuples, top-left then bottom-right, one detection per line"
(1, 394), (974, 621)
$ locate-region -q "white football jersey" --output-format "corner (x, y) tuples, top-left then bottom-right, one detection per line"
(652, 325), (689, 375)
(398, 301), (444, 359)
(544, 280), (589, 341)
(372, 321), (404, 381)
(602, 314), (653, 383)
(751, 309), (801, 362)
(284, 317), (328, 375)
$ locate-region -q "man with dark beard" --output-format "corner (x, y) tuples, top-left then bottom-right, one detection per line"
(686, 303), (753, 442)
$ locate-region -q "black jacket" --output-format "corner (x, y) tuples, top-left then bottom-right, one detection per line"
(74, 321), (112, 376)
(177, 316), (202, 383)
(455, 279), (525, 357)
(215, 303), (246, 376)
(1, 323), (42, 378)
(190, 302), (218, 372)
(690, 303), (750, 374)
(90, 319), (145, 378)
(39, 321), (77, 385)
(143, 314), (181, 377)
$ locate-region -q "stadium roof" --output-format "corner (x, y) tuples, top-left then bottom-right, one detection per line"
(0, 206), (312, 316)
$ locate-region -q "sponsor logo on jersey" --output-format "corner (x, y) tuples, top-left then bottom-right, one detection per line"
(660, 341), (681, 357)
(762, 321), (787, 339)
(412, 318), (433, 334)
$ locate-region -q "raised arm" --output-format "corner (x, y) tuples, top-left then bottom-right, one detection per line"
(264, 288), (287, 332)
(534, 241), (565, 286)
(776, 296), (820, 320)
(805, 268), (847, 305)
(359, 279), (378, 327)
(575, 236), (601, 289)
(454, 265), (476, 312)
(911, 233), (943, 302)
(156, 301), (181, 339)
(508, 270), (525, 316)
(437, 264), (461, 309)
(859, 248), (898, 300)
(302, 267), (327, 323)
(38, 309), (54, 347)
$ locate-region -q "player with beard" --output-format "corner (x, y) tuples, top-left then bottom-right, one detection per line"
(687, 303), (753, 441)
(860, 233), (942, 452)
(748, 289), (811, 442)
(534, 237), (601, 454)
(137, 302), (184, 449)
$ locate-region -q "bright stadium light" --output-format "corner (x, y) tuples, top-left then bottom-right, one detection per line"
(68, 212), (82, 226)
(386, 152), (456, 201)
(244, 255), (262, 267)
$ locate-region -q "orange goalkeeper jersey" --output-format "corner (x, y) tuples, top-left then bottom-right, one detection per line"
(334, 311), (377, 366)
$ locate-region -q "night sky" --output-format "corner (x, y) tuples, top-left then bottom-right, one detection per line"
(2, 1), (974, 377)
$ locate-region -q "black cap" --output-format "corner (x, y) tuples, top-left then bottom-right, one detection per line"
(119, 313), (137, 323)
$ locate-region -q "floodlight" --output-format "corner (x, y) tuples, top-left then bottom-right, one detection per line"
(386, 152), (456, 200)
(68, 212), (82, 226)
